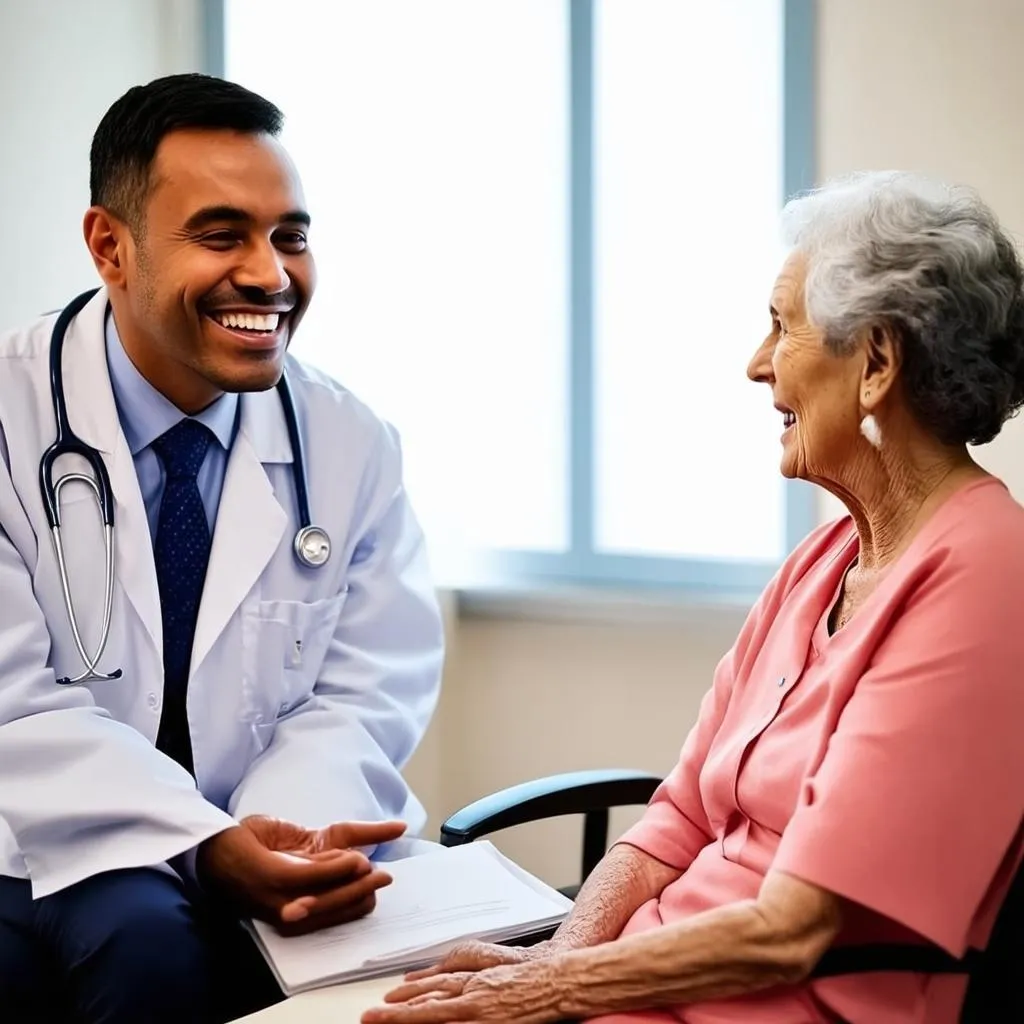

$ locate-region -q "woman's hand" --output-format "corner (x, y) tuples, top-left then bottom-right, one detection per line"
(402, 938), (561, 981)
(361, 960), (566, 1024)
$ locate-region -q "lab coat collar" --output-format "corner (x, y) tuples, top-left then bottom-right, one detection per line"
(62, 287), (120, 456)
(191, 409), (289, 675)
(191, 369), (299, 673)
(238, 378), (295, 465)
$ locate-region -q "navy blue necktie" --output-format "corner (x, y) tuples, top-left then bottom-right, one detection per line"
(152, 418), (213, 775)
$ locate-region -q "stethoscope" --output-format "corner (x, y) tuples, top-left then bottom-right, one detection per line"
(41, 288), (332, 685)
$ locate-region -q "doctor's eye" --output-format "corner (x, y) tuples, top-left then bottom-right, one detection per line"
(200, 231), (243, 251)
(274, 230), (309, 253)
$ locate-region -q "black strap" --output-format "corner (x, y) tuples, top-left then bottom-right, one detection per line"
(812, 943), (983, 977)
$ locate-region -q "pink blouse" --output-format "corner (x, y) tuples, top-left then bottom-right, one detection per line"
(592, 477), (1024, 1024)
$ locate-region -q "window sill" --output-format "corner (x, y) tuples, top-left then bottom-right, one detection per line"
(453, 583), (754, 627)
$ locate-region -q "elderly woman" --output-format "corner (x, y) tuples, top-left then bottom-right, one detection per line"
(363, 171), (1024, 1024)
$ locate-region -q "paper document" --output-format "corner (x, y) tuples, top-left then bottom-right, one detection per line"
(249, 841), (572, 995)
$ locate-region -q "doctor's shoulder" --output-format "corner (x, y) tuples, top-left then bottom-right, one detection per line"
(0, 313), (60, 441)
(0, 309), (56, 361)
(0, 309), (63, 412)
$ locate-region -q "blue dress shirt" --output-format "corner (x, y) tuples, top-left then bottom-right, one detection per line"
(104, 314), (239, 540)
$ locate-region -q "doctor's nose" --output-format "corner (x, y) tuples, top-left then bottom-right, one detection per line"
(236, 241), (290, 295)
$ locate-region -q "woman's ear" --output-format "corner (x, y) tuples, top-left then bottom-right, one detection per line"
(861, 324), (902, 411)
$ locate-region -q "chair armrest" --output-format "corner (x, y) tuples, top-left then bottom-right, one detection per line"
(440, 768), (662, 846)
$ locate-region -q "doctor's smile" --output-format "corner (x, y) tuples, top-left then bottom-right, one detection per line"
(200, 294), (300, 354)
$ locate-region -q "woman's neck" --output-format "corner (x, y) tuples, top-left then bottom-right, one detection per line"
(823, 439), (983, 571)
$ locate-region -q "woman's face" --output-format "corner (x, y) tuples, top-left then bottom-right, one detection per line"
(747, 251), (866, 482)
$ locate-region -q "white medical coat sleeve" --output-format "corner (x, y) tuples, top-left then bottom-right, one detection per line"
(228, 423), (444, 840)
(0, 483), (234, 898)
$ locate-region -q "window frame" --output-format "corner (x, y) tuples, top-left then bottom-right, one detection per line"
(207, 0), (818, 604)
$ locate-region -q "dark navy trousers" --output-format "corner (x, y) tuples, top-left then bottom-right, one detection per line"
(0, 866), (284, 1023)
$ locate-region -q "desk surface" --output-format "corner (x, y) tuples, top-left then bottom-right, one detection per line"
(233, 977), (401, 1023)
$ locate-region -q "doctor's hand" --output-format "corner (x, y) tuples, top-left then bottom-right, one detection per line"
(242, 814), (407, 861)
(197, 816), (407, 935)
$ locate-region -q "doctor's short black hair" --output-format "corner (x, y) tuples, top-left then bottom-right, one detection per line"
(89, 73), (284, 234)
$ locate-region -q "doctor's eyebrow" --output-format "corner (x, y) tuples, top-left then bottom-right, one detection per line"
(182, 205), (312, 232)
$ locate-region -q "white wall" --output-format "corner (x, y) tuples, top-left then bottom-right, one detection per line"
(0, 0), (203, 327)
(4, 0), (1024, 889)
(816, 0), (1024, 507)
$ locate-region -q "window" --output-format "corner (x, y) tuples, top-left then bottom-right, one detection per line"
(216, 0), (816, 597)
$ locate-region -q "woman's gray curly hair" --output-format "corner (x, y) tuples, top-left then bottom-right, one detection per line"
(780, 170), (1024, 445)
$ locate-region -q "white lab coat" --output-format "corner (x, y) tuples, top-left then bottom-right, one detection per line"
(0, 288), (444, 898)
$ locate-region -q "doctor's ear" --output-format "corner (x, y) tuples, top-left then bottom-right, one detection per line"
(83, 207), (133, 291)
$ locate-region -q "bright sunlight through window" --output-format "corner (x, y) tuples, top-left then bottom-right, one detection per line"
(224, 0), (799, 591)
(593, 0), (786, 561)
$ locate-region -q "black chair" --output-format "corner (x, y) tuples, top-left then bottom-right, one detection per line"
(441, 768), (662, 900)
(440, 769), (1022, 1023)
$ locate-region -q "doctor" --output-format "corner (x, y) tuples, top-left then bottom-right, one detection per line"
(0, 73), (444, 1022)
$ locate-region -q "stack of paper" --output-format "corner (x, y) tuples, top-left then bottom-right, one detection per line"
(249, 841), (572, 996)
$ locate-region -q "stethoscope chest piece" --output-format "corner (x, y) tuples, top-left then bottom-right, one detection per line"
(294, 525), (332, 568)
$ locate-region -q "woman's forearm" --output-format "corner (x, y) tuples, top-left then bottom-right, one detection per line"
(549, 876), (841, 1018)
(551, 843), (683, 951)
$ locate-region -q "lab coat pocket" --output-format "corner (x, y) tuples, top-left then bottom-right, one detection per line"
(243, 590), (348, 740)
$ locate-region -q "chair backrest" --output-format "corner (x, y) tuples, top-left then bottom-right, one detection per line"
(959, 850), (1024, 1021)
(812, 846), (1023, 1021)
